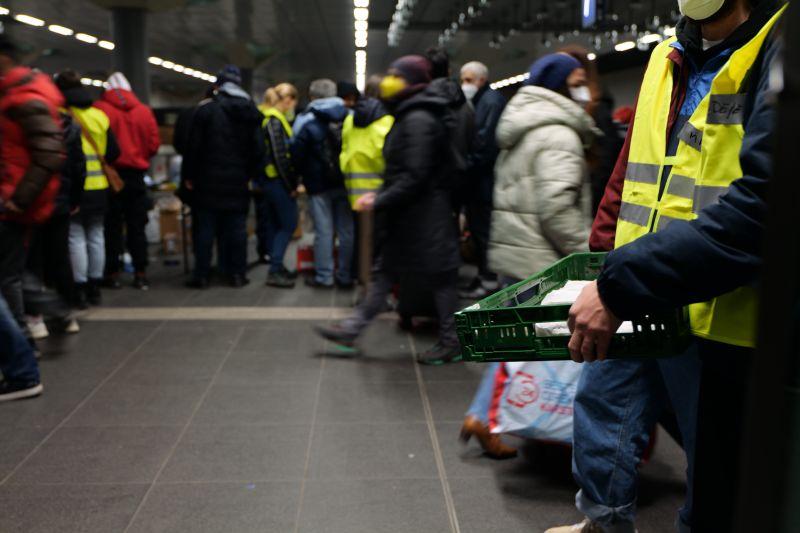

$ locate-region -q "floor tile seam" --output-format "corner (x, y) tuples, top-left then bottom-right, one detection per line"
(290, 287), (335, 533)
(0, 321), (169, 487)
(152, 475), (444, 485)
(409, 333), (462, 533)
(121, 326), (246, 533)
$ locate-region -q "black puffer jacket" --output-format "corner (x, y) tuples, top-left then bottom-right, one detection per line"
(53, 112), (86, 216)
(185, 83), (265, 212)
(374, 81), (465, 273)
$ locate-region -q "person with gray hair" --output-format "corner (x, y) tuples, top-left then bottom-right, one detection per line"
(291, 79), (354, 288)
(458, 60), (506, 300)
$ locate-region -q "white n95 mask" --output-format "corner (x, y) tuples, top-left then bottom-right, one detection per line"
(569, 86), (592, 105)
(678, 0), (726, 21)
(461, 83), (479, 101)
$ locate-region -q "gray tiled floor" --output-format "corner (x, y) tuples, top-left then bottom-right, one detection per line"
(0, 257), (687, 532)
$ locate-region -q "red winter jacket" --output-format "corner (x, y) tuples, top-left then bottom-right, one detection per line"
(94, 88), (160, 171)
(0, 66), (65, 225)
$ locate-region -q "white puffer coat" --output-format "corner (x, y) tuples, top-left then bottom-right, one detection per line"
(488, 85), (598, 280)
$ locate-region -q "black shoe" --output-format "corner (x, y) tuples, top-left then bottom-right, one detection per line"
(133, 275), (150, 291)
(230, 275), (250, 288)
(102, 275), (122, 289)
(257, 254), (271, 265)
(313, 324), (359, 348)
(416, 342), (463, 366)
(186, 277), (210, 289)
(87, 279), (102, 306)
(73, 283), (89, 310)
(335, 279), (356, 290)
(266, 272), (296, 288)
(0, 380), (43, 402)
(284, 268), (298, 280)
(305, 277), (334, 289)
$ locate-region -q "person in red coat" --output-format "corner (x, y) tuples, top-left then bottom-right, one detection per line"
(94, 72), (160, 290)
(0, 36), (65, 400)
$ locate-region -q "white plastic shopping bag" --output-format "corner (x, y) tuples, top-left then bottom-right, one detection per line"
(488, 361), (584, 444)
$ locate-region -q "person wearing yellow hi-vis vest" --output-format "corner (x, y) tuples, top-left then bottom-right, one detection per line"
(546, 1), (787, 532)
(54, 70), (120, 309)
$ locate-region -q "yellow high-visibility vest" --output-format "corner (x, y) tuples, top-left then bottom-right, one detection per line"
(615, 6), (785, 347)
(70, 106), (110, 191)
(339, 113), (394, 209)
(260, 106), (292, 179)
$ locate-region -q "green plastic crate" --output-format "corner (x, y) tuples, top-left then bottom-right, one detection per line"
(455, 252), (691, 362)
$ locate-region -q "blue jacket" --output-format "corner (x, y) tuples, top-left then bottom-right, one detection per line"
(466, 85), (505, 202)
(291, 97), (349, 195)
(597, 0), (783, 320)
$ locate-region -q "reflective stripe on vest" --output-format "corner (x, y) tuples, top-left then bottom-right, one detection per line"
(339, 113), (394, 209)
(70, 107), (111, 191)
(614, 6), (785, 348)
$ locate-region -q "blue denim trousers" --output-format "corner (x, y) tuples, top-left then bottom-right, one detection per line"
(0, 294), (39, 384)
(262, 179), (298, 274)
(192, 207), (247, 280)
(572, 346), (700, 532)
(69, 214), (106, 283)
(308, 188), (354, 285)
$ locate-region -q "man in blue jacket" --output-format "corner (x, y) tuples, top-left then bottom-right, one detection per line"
(459, 61), (506, 299)
(548, 0), (786, 532)
(292, 79), (353, 289)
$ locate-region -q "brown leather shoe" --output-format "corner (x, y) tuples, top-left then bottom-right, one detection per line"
(459, 415), (518, 459)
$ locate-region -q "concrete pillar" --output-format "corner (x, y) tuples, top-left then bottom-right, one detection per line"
(111, 7), (150, 103)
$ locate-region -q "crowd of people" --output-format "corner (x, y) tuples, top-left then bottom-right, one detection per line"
(0, 0), (785, 529)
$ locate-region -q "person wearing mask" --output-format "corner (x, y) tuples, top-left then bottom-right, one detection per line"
(292, 79), (353, 289)
(458, 61), (506, 300)
(0, 36), (64, 399)
(550, 0), (786, 531)
(184, 65), (265, 289)
(55, 70), (120, 309)
(95, 72), (160, 291)
(260, 83), (300, 288)
(315, 55), (464, 365)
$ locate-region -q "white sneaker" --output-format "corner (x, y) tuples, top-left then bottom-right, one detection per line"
(26, 316), (49, 340)
(64, 318), (80, 334)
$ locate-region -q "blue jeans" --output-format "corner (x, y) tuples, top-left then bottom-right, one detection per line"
(193, 207), (247, 280)
(262, 179), (297, 274)
(69, 214), (105, 283)
(308, 188), (354, 285)
(572, 348), (700, 532)
(0, 294), (39, 384)
(466, 362), (500, 424)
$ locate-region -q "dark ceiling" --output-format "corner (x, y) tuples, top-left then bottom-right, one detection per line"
(2, 0), (680, 105)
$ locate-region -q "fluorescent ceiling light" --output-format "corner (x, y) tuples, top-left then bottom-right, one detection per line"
(80, 78), (92, 85)
(91, 79), (103, 87)
(98, 40), (115, 50)
(184, 68), (195, 75)
(161, 60), (175, 68)
(0, 7), (9, 15)
(663, 26), (676, 36)
(615, 41), (636, 52)
(639, 33), (662, 44)
(354, 7), (369, 21)
(355, 29), (368, 40)
(75, 33), (98, 43)
(354, 0), (369, 7)
(148, 56), (163, 65)
(173, 64), (185, 72)
(354, 20), (368, 31)
(48, 24), (73, 36)
(587, 52), (597, 60)
(14, 14), (45, 26)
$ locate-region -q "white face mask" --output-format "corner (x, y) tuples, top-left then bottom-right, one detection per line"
(461, 83), (479, 101)
(677, 0), (726, 21)
(569, 86), (592, 105)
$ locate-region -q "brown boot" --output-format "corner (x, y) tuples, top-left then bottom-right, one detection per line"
(459, 415), (518, 459)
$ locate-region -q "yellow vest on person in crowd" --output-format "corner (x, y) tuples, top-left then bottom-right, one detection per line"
(260, 106), (292, 179)
(69, 106), (111, 192)
(339, 113), (394, 209)
(615, 6), (785, 348)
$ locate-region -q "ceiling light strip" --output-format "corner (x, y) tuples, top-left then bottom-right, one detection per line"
(354, 0), (369, 92)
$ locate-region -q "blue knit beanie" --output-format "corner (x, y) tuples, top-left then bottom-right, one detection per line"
(524, 53), (582, 91)
(216, 64), (242, 86)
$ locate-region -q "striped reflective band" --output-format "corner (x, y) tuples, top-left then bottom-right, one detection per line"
(625, 162), (660, 184)
(346, 172), (382, 179)
(666, 174), (695, 199)
(692, 185), (729, 213)
(707, 94), (746, 125)
(678, 122), (703, 151)
(86, 154), (99, 162)
(86, 169), (105, 178)
(619, 202), (652, 227)
(656, 215), (683, 232)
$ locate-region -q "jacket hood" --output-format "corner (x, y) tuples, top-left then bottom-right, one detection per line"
(496, 85), (597, 150)
(217, 81), (251, 101)
(676, 0), (784, 62)
(216, 85), (260, 123)
(62, 86), (94, 109)
(0, 67), (64, 110)
(308, 96), (348, 122)
(100, 87), (141, 111)
(353, 97), (389, 127)
(394, 78), (466, 115)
